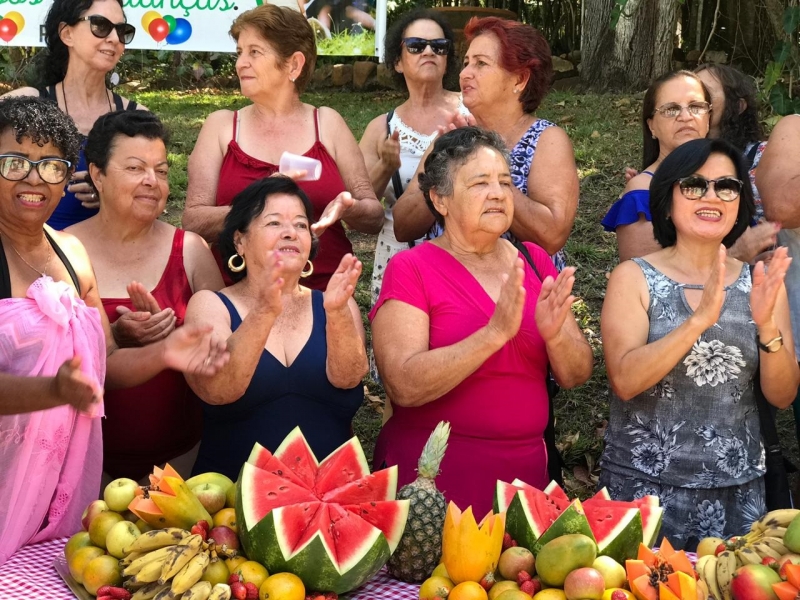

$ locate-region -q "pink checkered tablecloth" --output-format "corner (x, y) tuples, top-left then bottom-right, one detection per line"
(0, 537), (420, 600)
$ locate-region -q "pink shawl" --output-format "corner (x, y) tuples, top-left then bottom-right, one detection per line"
(0, 277), (106, 565)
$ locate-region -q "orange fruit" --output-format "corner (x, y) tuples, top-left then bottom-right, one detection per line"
(202, 557), (231, 586)
(226, 555), (248, 573)
(64, 531), (93, 563)
(489, 581), (520, 600)
(420, 575), (455, 599)
(431, 563), (450, 579)
(259, 572), (305, 600)
(450, 581), (489, 600)
(82, 554), (122, 595)
(235, 560), (269, 587)
(213, 508), (238, 532)
(68, 546), (105, 584)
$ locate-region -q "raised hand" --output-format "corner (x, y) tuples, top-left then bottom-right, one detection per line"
(162, 324), (230, 375)
(312, 192), (356, 236)
(729, 221), (780, 264)
(128, 281), (161, 313)
(68, 171), (99, 209)
(113, 306), (176, 346)
(487, 257), (526, 344)
(51, 355), (100, 413)
(694, 244), (727, 330)
(324, 254), (362, 312)
(436, 111), (478, 136)
(253, 250), (284, 318)
(535, 267), (577, 343)
(751, 245), (792, 328)
(379, 129), (401, 173)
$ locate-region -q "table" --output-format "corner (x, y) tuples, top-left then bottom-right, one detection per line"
(0, 538), (420, 600)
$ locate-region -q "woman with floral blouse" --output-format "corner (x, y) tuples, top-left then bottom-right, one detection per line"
(599, 138), (799, 551)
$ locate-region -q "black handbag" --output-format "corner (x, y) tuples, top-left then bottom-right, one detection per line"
(511, 239), (565, 485)
(753, 365), (795, 509)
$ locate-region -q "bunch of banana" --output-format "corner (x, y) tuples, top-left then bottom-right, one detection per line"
(123, 530), (225, 600)
(749, 508), (799, 537)
(697, 550), (737, 600)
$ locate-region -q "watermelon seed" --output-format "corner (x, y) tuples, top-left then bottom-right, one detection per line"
(279, 486), (288, 491)
(267, 492), (277, 499)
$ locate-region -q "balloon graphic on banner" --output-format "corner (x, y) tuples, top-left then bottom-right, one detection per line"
(0, 12), (24, 42)
(166, 18), (192, 45)
(142, 11), (192, 45)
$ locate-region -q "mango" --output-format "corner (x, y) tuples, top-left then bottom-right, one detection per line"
(535, 534), (597, 587)
(730, 564), (781, 600)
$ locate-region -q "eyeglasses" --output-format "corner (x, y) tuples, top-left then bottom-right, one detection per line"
(677, 175), (743, 202)
(0, 155), (72, 184)
(78, 15), (136, 45)
(402, 37), (451, 55)
(654, 102), (712, 118)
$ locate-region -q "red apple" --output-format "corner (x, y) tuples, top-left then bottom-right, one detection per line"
(208, 525), (239, 551)
(81, 500), (109, 531)
(563, 567), (605, 600)
(730, 564), (781, 600)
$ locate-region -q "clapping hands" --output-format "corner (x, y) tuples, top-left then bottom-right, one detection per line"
(751, 246), (792, 328)
(112, 282), (176, 347)
(324, 254), (362, 312)
(535, 267), (578, 343)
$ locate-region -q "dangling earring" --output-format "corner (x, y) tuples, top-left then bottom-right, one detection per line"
(301, 260), (314, 278)
(651, 132), (657, 139)
(228, 254), (246, 273)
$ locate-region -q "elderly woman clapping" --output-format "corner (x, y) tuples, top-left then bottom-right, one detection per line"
(184, 177), (367, 480)
(371, 127), (592, 514)
(600, 138), (799, 549)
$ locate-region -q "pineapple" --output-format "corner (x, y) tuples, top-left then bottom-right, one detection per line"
(387, 421), (451, 583)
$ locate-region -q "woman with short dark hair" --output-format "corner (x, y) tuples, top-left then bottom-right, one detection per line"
(183, 4), (382, 291)
(2, 0), (147, 230)
(372, 127), (592, 514)
(183, 176), (367, 479)
(600, 137), (799, 549)
(66, 110), (223, 482)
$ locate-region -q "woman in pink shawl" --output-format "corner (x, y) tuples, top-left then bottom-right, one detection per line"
(0, 97), (230, 565)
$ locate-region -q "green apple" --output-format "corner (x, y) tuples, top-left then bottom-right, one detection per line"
(191, 482), (227, 514)
(105, 520), (141, 558)
(103, 478), (139, 512)
(592, 555), (627, 589)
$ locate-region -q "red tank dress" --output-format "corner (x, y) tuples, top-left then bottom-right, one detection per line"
(101, 229), (203, 479)
(213, 109), (352, 290)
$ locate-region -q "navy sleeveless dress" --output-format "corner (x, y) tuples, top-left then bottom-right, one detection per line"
(192, 290), (364, 480)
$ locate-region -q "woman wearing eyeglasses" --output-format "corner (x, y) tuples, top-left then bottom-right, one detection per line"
(599, 137), (799, 550)
(359, 10), (464, 301)
(602, 71), (711, 262)
(183, 5), (383, 291)
(0, 97), (228, 565)
(3, 0), (145, 231)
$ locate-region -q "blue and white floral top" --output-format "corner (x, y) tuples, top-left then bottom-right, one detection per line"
(601, 258), (764, 489)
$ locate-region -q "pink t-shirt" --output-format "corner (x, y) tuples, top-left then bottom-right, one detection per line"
(370, 241), (556, 514)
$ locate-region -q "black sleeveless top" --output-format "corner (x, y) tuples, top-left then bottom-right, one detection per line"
(38, 84), (138, 112)
(0, 232), (81, 299)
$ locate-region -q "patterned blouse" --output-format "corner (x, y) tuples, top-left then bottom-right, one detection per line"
(601, 258), (764, 490)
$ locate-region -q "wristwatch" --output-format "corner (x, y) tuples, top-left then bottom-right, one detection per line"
(757, 331), (784, 353)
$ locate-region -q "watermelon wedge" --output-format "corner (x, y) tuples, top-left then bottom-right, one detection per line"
(236, 428), (410, 594)
(582, 502), (643, 563)
(586, 491), (664, 548)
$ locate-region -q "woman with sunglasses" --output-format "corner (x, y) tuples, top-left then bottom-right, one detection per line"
(3, 0), (144, 231)
(0, 97), (228, 565)
(184, 5), (383, 291)
(359, 9), (463, 301)
(392, 17), (579, 272)
(602, 71), (711, 262)
(599, 137), (799, 550)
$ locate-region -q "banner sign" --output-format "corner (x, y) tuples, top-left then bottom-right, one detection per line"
(0, 0), (384, 56)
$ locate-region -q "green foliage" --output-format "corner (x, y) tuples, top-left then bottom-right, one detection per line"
(317, 31), (376, 57)
(762, 5), (800, 116)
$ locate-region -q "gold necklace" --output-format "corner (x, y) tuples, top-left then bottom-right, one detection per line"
(6, 236), (52, 277)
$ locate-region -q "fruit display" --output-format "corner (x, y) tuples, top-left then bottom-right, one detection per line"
(388, 421), (451, 583)
(624, 539), (698, 600)
(441, 502), (505, 585)
(696, 508), (800, 600)
(235, 427), (410, 593)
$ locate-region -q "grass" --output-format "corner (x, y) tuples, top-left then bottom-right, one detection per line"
(133, 87), (800, 498)
(317, 31), (376, 56)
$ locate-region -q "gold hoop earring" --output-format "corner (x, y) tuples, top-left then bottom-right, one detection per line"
(301, 260), (314, 278)
(228, 254), (246, 273)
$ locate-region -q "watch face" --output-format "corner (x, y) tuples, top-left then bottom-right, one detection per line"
(767, 338), (783, 352)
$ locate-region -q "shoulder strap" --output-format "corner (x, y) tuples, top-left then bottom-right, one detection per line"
(214, 291), (242, 330)
(313, 108), (321, 142)
(39, 85), (57, 100)
(511, 238), (543, 282)
(745, 142), (760, 169)
(112, 92), (124, 111)
(386, 110), (405, 201)
(0, 238), (10, 299)
(45, 230), (81, 296)
(232, 110), (239, 142)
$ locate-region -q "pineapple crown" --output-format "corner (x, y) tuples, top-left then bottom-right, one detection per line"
(416, 421), (450, 480)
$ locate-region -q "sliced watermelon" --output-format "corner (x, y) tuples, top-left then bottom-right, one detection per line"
(236, 430), (408, 594)
(543, 480), (570, 503)
(494, 480), (521, 513)
(585, 497), (663, 548)
(583, 503), (643, 562)
(592, 487), (611, 501)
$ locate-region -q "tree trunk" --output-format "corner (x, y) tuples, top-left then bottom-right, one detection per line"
(581, 0), (678, 90)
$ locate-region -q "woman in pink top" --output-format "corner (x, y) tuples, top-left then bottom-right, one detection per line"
(370, 127), (592, 514)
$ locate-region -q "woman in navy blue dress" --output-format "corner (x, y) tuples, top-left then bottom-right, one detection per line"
(184, 177), (367, 479)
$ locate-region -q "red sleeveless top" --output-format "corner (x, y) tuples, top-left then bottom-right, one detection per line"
(213, 109), (352, 290)
(100, 229), (203, 479)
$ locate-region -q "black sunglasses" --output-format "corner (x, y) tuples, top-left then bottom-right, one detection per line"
(79, 15), (136, 45)
(402, 37), (451, 55)
(0, 155), (72, 184)
(677, 175), (743, 203)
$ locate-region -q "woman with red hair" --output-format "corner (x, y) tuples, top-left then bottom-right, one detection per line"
(393, 17), (578, 271)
